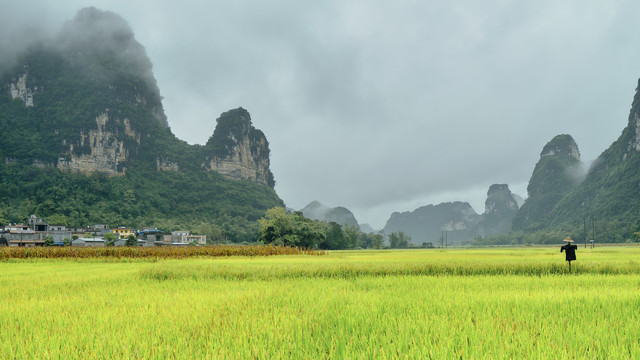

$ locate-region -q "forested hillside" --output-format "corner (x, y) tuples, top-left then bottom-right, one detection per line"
(483, 83), (640, 245)
(0, 8), (283, 242)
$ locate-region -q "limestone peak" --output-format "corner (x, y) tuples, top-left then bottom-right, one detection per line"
(540, 134), (580, 160)
(484, 184), (518, 215)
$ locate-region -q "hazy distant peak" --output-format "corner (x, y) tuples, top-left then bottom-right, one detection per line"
(304, 200), (326, 210)
(484, 184), (518, 215)
(359, 223), (376, 233)
(300, 201), (359, 228)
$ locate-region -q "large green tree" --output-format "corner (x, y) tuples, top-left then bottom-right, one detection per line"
(388, 232), (410, 249)
(125, 234), (138, 246)
(104, 233), (117, 246)
(258, 207), (326, 248)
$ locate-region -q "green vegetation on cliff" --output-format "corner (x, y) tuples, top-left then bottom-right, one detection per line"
(0, 161), (283, 242)
(511, 135), (583, 232)
(0, 8), (283, 242)
(485, 85), (640, 244)
(541, 84), (640, 242)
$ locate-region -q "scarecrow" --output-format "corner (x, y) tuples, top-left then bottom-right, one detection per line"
(560, 236), (577, 272)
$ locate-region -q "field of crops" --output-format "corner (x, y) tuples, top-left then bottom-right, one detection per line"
(0, 244), (321, 259)
(0, 246), (638, 358)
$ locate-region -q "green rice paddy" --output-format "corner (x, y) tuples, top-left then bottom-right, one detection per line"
(0, 246), (638, 358)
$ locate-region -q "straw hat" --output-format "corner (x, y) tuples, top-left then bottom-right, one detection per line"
(563, 236), (573, 242)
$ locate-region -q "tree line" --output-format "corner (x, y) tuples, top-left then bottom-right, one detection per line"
(256, 207), (425, 250)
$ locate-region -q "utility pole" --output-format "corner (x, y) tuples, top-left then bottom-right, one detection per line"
(445, 231), (448, 248)
(591, 216), (596, 248)
(584, 215), (587, 249)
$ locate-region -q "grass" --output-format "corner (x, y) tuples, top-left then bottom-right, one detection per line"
(0, 246), (638, 358)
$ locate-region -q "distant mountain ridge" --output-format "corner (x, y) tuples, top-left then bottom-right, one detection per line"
(382, 184), (520, 245)
(383, 201), (480, 245)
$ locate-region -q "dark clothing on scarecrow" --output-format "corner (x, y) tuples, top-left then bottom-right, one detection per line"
(560, 243), (577, 261)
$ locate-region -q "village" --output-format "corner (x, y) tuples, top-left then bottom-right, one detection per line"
(0, 215), (206, 247)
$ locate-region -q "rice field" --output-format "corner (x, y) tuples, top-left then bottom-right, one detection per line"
(0, 246), (638, 358)
(0, 244), (321, 259)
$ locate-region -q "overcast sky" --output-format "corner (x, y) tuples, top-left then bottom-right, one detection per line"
(4, 1), (640, 229)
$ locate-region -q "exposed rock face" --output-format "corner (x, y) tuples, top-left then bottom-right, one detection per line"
(300, 201), (359, 228)
(57, 112), (133, 176)
(204, 108), (275, 187)
(156, 157), (179, 171)
(8, 67), (36, 107)
(624, 112), (640, 159)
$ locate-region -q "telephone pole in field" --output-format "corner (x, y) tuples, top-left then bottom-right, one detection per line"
(584, 215), (587, 248)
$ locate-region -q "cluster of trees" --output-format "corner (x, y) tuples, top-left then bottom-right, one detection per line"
(257, 207), (416, 250)
(43, 236), (71, 246)
(101, 233), (136, 246)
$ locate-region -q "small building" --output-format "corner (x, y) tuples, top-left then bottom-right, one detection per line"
(92, 224), (109, 232)
(167, 231), (206, 245)
(47, 230), (73, 244)
(135, 228), (164, 246)
(49, 224), (67, 231)
(88, 225), (110, 236)
(72, 238), (105, 247)
(69, 227), (91, 237)
(137, 228), (163, 237)
(112, 227), (134, 240)
(5, 224), (30, 232)
(27, 214), (48, 232)
(2, 229), (46, 247)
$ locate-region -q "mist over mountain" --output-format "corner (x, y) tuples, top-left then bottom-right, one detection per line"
(300, 201), (359, 228)
(56, 7), (167, 128)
